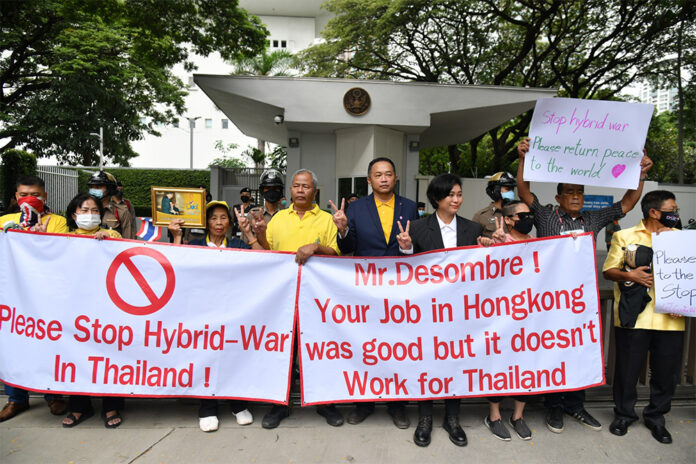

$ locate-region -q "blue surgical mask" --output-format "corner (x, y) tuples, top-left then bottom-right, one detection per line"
(281, 200), (288, 207)
(501, 191), (515, 202)
(418, 210), (425, 217)
(89, 188), (104, 199)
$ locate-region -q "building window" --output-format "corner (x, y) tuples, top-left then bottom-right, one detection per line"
(273, 40), (279, 48)
(338, 177), (369, 203)
(205, 118), (212, 129)
(281, 40), (287, 48)
(221, 119), (229, 129)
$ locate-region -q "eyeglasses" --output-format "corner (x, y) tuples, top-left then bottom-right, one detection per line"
(658, 208), (679, 213)
(508, 212), (534, 220)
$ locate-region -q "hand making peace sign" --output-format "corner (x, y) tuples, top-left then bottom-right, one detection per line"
(396, 220), (412, 251)
(234, 204), (252, 235)
(329, 199), (348, 235)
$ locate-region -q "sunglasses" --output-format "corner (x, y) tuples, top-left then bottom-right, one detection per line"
(508, 212), (534, 221)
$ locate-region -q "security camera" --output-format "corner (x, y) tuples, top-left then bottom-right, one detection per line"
(274, 114), (284, 125)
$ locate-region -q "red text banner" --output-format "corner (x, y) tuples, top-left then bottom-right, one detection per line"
(297, 234), (604, 405)
(0, 231), (297, 403)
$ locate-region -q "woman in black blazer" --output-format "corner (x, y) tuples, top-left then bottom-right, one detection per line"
(396, 173), (483, 448)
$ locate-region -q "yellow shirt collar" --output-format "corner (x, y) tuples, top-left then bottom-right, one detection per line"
(374, 195), (395, 209)
(289, 203), (320, 216)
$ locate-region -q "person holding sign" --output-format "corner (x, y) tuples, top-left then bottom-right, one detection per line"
(397, 173), (482, 448)
(169, 201), (262, 431)
(603, 190), (685, 444)
(331, 157), (419, 428)
(257, 169), (343, 429)
(0, 175), (68, 422)
(516, 137), (652, 434)
(61, 192), (123, 428)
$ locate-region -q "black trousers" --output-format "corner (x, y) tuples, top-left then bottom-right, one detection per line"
(68, 395), (124, 414)
(488, 395), (528, 403)
(417, 399), (459, 418)
(613, 327), (684, 427)
(544, 390), (585, 413)
(199, 400), (248, 418)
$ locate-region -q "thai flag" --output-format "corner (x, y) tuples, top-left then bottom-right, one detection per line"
(137, 217), (162, 242)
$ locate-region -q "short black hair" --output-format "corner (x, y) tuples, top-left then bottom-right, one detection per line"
(66, 193), (104, 230)
(426, 173), (461, 209)
(417, 202), (426, 208)
(502, 200), (525, 217)
(16, 175), (45, 191)
(556, 183), (584, 195)
(367, 157), (396, 177)
(641, 190), (676, 219)
(348, 193), (359, 200)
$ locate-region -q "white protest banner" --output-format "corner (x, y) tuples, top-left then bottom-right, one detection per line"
(297, 234), (603, 405)
(0, 231), (297, 403)
(525, 97), (653, 190)
(652, 230), (696, 317)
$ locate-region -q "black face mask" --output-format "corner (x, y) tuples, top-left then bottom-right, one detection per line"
(263, 189), (282, 203)
(658, 211), (682, 229)
(241, 195), (251, 203)
(114, 190), (124, 199)
(512, 215), (535, 234)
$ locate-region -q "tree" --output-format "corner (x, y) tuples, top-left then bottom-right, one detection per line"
(230, 49), (296, 154)
(0, 0), (267, 166)
(646, 111), (696, 184)
(241, 146), (266, 169)
(208, 140), (247, 169)
(301, 0), (684, 176)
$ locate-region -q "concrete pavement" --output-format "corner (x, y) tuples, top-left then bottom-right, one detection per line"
(1, 398), (694, 463)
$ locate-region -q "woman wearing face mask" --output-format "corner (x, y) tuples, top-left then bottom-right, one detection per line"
(395, 173), (483, 448)
(61, 193), (123, 428)
(168, 201), (264, 432)
(482, 200), (535, 442)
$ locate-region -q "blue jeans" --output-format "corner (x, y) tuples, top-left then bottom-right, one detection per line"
(4, 385), (56, 404)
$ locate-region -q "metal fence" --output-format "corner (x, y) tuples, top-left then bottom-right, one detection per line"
(36, 165), (78, 213)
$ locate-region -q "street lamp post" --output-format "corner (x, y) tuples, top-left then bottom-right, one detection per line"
(89, 127), (104, 168)
(187, 117), (200, 169)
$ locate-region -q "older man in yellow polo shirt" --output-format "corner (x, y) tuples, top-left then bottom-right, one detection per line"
(258, 168), (342, 429)
(603, 190), (685, 444)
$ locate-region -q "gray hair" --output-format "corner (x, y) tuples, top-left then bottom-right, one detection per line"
(292, 169), (318, 189)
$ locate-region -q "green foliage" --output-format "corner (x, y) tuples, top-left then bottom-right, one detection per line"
(0, 0), (268, 166)
(302, 0), (686, 176)
(241, 146), (266, 169)
(267, 145), (288, 172)
(230, 49), (297, 77)
(209, 140), (247, 168)
(1, 149), (37, 206)
(646, 112), (696, 184)
(76, 168), (210, 210)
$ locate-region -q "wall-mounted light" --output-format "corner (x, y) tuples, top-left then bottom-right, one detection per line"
(288, 137), (299, 148)
(409, 140), (420, 152)
(274, 114), (284, 125)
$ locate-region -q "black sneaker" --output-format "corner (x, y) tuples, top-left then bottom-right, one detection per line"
(568, 409), (602, 431)
(546, 407), (564, 433)
(484, 416), (511, 441)
(509, 416), (532, 440)
(261, 405), (289, 429)
(317, 405), (344, 427)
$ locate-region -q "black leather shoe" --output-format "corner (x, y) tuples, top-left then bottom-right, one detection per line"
(609, 418), (630, 436)
(646, 423), (672, 444)
(317, 405), (344, 427)
(442, 415), (468, 446)
(388, 404), (410, 429)
(347, 404), (373, 425)
(413, 415), (432, 447)
(262, 405), (289, 429)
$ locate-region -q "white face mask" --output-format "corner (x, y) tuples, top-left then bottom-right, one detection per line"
(75, 213), (102, 231)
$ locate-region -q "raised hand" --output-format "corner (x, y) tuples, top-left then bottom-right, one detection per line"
(250, 208), (267, 236)
(30, 215), (50, 233)
(396, 220), (412, 251)
(93, 230), (110, 240)
(491, 215), (507, 243)
(329, 199), (348, 235)
(477, 236), (494, 247)
(640, 149), (653, 177)
(517, 137), (530, 159)
(235, 204), (252, 234)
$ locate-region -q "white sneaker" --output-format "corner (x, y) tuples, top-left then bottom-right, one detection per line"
(233, 409), (253, 425)
(199, 415), (219, 432)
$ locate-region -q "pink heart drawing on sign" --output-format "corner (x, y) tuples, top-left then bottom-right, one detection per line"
(612, 164), (626, 178)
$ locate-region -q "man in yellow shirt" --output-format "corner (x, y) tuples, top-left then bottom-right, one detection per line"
(258, 169), (341, 429)
(0, 175), (68, 234)
(0, 175), (68, 422)
(603, 190), (685, 444)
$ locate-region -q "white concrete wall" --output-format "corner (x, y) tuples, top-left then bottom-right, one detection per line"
(336, 127), (374, 178)
(294, 132), (336, 208)
(258, 16), (317, 52)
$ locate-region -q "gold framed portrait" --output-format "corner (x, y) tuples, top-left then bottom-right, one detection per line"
(151, 187), (206, 227)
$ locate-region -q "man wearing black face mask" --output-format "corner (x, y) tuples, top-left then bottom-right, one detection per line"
(603, 190), (685, 444)
(232, 187), (255, 236)
(242, 169), (284, 244)
(112, 180), (136, 239)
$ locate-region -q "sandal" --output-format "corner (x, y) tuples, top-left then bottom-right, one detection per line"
(103, 410), (123, 428)
(62, 410), (94, 428)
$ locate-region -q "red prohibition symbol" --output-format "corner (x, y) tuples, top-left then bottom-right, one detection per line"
(106, 247), (175, 316)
